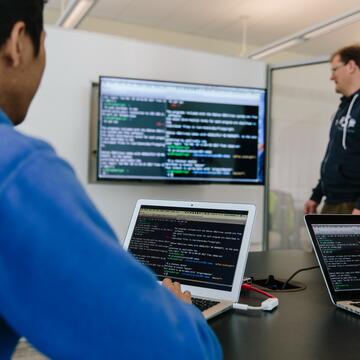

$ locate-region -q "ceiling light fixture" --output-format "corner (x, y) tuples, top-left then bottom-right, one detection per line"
(250, 38), (304, 60)
(56, 0), (98, 29)
(302, 11), (360, 40)
(248, 7), (360, 60)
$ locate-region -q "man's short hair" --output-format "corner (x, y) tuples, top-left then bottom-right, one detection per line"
(0, 0), (47, 56)
(330, 44), (360, 69)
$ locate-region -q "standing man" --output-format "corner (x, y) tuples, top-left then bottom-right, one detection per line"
(304, 44), (360, 215)
(0, 1), (221, 359)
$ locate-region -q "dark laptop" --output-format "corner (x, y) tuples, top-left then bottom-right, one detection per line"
(305, 214), (360, 315)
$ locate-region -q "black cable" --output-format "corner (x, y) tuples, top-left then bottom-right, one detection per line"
(281, 265), (320, 290)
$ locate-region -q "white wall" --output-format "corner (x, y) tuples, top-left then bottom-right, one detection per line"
(20, 26), (267, 249)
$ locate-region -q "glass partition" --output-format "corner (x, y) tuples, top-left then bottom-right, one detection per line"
(268, 61), (340, 250)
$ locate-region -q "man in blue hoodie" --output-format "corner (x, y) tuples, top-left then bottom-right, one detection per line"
(0, 1), (222, 359)
(304, 44), (360, 215)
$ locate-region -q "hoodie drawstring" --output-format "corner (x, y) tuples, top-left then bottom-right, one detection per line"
(342, 93), (359, 150)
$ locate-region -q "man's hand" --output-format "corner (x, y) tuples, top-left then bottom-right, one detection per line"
(352, 208), (360, 215)
(304, 200), (319, 214)
(162, 278), (192, 304)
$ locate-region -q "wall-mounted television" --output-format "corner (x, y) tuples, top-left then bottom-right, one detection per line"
(97, 76), (266, 184)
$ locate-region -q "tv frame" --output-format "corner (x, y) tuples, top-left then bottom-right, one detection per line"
(96, 76), (267, 185)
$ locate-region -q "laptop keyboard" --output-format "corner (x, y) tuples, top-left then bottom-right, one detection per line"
(192, 298), (220, 311)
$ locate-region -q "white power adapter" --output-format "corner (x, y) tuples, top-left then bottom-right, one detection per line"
(260, 298), (279, 311)
(233, 297), (279, 312)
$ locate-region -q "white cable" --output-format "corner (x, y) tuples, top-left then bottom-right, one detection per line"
(233, 298), (279, 312)
(342, 93), (359, 150)
(239, 17), (248, 57)
(233, 303), (261, 310)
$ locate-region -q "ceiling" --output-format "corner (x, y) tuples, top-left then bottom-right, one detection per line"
(45, 0), (360, 61)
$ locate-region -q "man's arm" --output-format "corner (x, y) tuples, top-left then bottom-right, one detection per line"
(0, 150), (221, 359)
(304, 181), (323, 214)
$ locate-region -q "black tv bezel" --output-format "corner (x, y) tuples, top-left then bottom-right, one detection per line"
(96, 75), (267, 185)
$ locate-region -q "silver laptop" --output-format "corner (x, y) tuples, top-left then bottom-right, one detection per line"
(305, 214), (360, 315)
(124, 199), (256, 320)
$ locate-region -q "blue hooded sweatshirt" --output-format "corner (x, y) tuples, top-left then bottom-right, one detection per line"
(0, 110), (221, 359)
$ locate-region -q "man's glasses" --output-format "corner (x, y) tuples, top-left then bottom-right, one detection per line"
(331, 63), (346, 74)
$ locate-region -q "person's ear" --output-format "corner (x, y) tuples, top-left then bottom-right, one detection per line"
(347, 59), (358, 74)
(2, 21), (27, 67)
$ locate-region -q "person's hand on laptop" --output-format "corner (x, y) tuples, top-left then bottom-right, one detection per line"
(162, 278), (192, 304)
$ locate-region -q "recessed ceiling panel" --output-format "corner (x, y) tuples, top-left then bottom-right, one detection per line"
(92, 0), (134, 20)
(114, 0), (189, 27)
(45, 0), (360, 59)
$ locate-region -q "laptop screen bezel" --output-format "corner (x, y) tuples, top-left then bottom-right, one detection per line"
(124, 199), (256, 302)
(305, 214), (360, 303)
